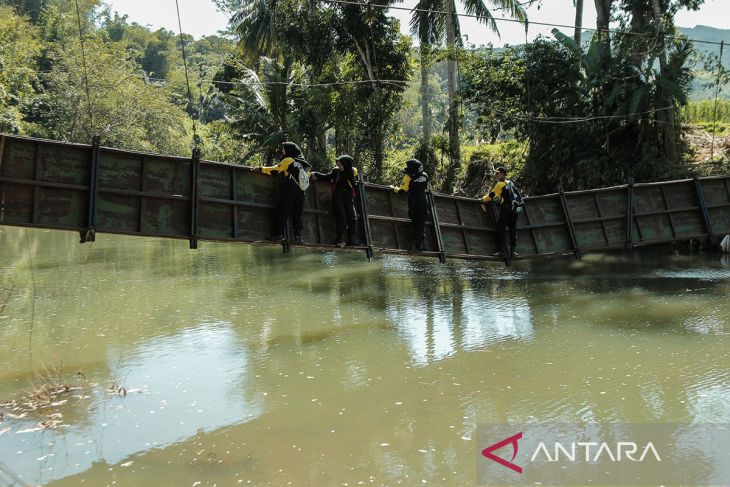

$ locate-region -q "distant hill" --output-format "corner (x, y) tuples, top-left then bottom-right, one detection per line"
(679, 25), (730, 66)
(676, 25), (730, 100)
(575, 25), (730, 100)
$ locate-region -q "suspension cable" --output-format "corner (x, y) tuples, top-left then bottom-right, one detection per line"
(174, 0), (199, 148)
(74, 0), (96, 135)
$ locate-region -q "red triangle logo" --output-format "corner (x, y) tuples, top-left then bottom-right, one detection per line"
(481, 432), (523, 474)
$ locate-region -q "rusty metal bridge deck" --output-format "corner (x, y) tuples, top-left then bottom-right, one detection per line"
(1, 134), (728, 264)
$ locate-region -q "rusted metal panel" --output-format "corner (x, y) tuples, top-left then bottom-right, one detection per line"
(357, 175), (375, 258)
(301, 181), (338, 246)
(521, 196), (572, 255)
(364, 184), (438, 252)
(565, 188), (627, 250)
(1, 134), (729, 262)
(434, 195), (495, 257)
(197, 163), (278, 243)
(96, 152), (143, 234)
(0, 137), (89, 229)
(631, 180), (707, 244)
(700, 177), (730, 234)
(426, 189), (446, 262)
(558, 187), (581, 258)
(94, 148), (192, 238)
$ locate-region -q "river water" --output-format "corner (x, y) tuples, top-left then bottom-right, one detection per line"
(0, 226), (729, 486)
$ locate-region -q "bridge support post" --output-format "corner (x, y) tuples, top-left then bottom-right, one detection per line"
(281, 181), (291, 254)
(693, 175), (715, 245)
(558, 185), (581, 259)
(189, 148), (200, 249)
(81, 135), (101, 243)
(357, 174), (374, 259)
(282, 223), (291, 254)
(426, 187), (446, 263)
(625, 178), (634, 250)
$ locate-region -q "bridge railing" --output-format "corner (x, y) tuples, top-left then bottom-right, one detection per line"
(1, 133), (728, 263)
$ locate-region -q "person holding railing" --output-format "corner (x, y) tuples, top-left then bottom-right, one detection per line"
(310, 155), (360, 247)
(390, 158), (429, 252)
(482, 166), (522, 258)
(260, 142), (311, 244)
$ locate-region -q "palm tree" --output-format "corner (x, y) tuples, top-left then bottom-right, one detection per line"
(594, 0), (613, 65)
(410, 0), (445, 147)
(411, 0), (529, 193)
(574, 0), (584, 45)
(231, 0), (280, 66)
(225, 57), (292, 163)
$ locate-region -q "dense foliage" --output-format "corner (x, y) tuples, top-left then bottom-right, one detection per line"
(0, 0), (727, 196)
(462, 0), (713, 193)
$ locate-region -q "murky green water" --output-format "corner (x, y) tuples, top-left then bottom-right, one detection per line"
(0, 226), (729, 486)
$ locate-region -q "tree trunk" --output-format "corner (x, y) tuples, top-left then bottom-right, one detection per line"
(443, 0), (461, 194)
(594, 0), (612, 64)
(650, 0), (679, 163)
(574, 0), (584, 45)
(420, 45), (432, 145)
(353, 35), (387, 179)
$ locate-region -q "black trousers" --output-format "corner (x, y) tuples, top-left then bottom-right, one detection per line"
(275, 188), (305, 236)
(409, 195), (428, 248)
(495, 205), (518, 250)
(332, 188), (357, 241)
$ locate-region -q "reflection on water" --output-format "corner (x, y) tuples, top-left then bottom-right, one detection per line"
(387, 287), (533, 366)
(0, 227), (728, 486)
(0, 323), (258, 484)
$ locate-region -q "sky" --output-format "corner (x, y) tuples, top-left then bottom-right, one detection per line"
(106, 0), (730, 46)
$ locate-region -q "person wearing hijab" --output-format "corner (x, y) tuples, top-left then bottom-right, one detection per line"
(260, 142), (311, 244)
(481, 166), (519, 257)
(310, 155), (360, 247)
(390, 158), (429, 251)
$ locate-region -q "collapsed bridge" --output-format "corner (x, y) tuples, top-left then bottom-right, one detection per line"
(1, 134), (728, 265)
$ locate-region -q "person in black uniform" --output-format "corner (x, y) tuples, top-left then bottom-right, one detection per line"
(260, 141), (311, 244)
(391, 158), (429, 251)
(310, 155), (360, 247)
(481, 166), (518, 257)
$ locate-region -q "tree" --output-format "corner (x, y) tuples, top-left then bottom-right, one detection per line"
(223, 0), (410, 176)
(0, 0), (50, 24)
(141, 29), (176, 78)
(462, 23), (697, 195)
(594, 0), (612, 66)
(338, 2), (411, 179)
(232, 0), (280, 66)
(410, 0), (445, 147)
(574, 0), (584, 45)
(222, 56), (293, 163)
(35, 37), (190, 155)
(0, 5), (41, 133)
(411, 0), (529, 194)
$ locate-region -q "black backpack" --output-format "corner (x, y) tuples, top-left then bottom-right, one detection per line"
(503, 181), (525, 213)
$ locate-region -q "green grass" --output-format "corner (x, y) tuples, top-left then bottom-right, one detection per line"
(694, 121), (730, 136)
(682, 99), (730, 125)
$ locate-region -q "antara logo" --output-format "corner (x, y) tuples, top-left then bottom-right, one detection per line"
(481, 432), (523, 474)
(481, 431), (663, 476)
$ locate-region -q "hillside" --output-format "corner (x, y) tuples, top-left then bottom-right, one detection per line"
(679, 25), (730, 65)
(678, 25), (730, 100)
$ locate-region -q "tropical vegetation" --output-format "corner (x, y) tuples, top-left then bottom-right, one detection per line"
(1, 0), (728, 196)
